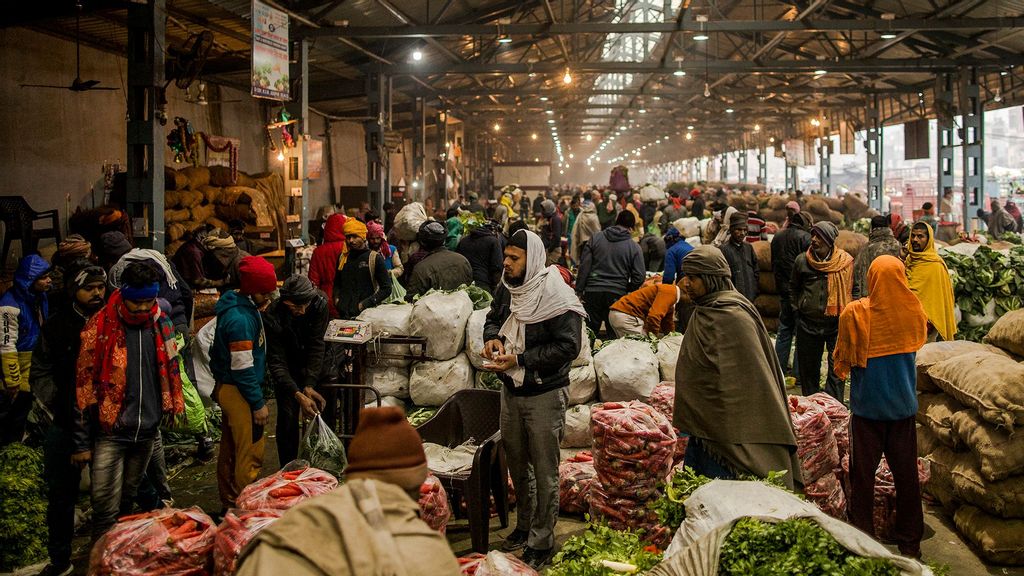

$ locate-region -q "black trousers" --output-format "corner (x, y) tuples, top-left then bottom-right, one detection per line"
(582, 291), (625, 338)
(0, 390), (33, 445)
(44, 424), (81, 567)
(274, 380), (302, 468)
(795, 326), (844, 401)
(848, 415), (923, 557)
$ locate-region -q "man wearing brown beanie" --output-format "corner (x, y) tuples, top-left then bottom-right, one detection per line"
(235, 407), (460, 576)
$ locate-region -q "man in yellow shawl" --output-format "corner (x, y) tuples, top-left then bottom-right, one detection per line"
(904, 221), (957, 342)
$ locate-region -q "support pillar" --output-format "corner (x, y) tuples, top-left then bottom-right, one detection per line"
(959, 67), (985, 233)
(819, 136), (832, 196)
(785, 164), (797, 192)
(757, 145), (767, 185)
(411, 95), (426, 200)
(365, 70), (389, 211)
(436, 111), (449, 207)
(719, 154), (727, 181)
(936, 73), (956, 218)
(290, 38), (310, 242)
(126, 0), (165, 249)
(866, 95), (884, 212)
(738, 148), (748, 183)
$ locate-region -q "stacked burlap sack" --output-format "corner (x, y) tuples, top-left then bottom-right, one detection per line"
(916, 311), (1024, 565)
(162, 165), (288, 258)
(759, 192), (878, 228)
(751, 241), (779, 332)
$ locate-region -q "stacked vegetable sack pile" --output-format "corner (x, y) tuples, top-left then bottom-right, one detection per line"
(940, 244), (1024, 343)
(917, 309), (1024, 566)
(161, 165), (288, 258)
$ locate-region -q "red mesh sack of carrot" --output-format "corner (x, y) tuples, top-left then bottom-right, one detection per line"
(213, 509), (284, 575)
(88, 506), (216, 576)
(236, 460), (339, 511)
(418, 473), (452, 535)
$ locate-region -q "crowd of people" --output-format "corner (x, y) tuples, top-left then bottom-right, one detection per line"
(0, 182), (981, 574)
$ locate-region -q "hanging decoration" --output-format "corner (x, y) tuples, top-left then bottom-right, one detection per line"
(276, 108), (295, 148)
(167, 116), (198, 164)
(265, 126), (279, 152)
(199, 132), (239, 184)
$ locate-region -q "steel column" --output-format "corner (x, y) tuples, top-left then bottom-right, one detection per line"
(866, 95), (884, 211)
(125, 0), (165, 250)
(738, 148), (748, 184)
(785, 164), (798, 192)
(412, 95), (426, 200)
(365, 70), (390, 212)
(819, 136), (832, 196)
(757, 145), (767, 185)
(959, 67), (985, 233)
(294, 39), (310, 241)
(936, 73), (956, 218)
(719, 154), (728, 181)
(436, 111), (448, 207)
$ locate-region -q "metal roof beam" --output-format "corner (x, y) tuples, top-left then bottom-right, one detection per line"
(301, 17), (1024, 38)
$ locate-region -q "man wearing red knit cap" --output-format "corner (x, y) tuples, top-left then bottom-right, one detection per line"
(236, 407), (460, 576)
(210, 256), (277, 512)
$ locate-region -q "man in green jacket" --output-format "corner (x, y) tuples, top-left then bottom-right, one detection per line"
(211, 256), (277, 510)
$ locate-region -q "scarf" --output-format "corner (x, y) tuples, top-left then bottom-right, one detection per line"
(904, 223), (957, 341)
(806, 245), (854, 317)
(498, 231), (586, 386)
(366, 221), (392, 257)
(76, 290), (183, 432)
(889, 214), (907, 241)
(712, 206), (738, 247)
(108, 249), (179, 289)
(671, 196), (683, 210)
(834, 256), (927, 380)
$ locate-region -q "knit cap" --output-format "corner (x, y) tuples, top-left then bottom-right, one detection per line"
(344, 407), (428, 490)
(238, 256), (277, 295)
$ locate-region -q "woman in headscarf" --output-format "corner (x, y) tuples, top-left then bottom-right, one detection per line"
(366, 221), (402, 278)
(673, 245), (801, 490)
(834, 255), (928, 558)
(904, 221), (956, 342)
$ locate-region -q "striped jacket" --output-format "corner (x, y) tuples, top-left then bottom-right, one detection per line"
(0, 255), (50, 392)
(210, 290), (266, 409)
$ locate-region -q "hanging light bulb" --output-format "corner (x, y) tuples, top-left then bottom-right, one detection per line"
(994, 88), (1003, 103)
(754, 123), (761, 132)
(412, 49), (423, 61)
(563, 70), (573, 84)
(704, 83), (711, 98)
(276, 151), (285, 162)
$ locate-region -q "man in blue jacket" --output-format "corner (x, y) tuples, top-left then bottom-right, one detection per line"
(211, 256), (277, 510)
(0, 254), (51, 444)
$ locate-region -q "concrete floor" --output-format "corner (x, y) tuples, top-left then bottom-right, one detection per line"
(57, 399), (1024, 576)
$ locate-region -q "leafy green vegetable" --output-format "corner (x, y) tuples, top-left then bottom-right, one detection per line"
(547, 520), (663, 576)
(407, 407), (438, 427)
(942, 245), (1024, 342)
(651, 467), (791, 532)
(718, 518), (900, 576)
(0, 443), (47, 570)
(477, 371), (502, 390)
(456, 283), (494, 310)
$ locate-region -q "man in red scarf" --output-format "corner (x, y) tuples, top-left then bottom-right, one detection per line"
(74, 262), (184, 540)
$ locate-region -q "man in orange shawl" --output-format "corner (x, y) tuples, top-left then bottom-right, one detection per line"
(904, 221), (957, 342)
(834, 255), (927, 559)
(791, 221), (853, 401)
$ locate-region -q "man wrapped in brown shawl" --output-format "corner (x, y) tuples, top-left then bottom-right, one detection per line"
(673, 245), (802, 490)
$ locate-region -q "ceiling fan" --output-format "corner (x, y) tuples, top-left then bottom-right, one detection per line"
(20, 1), (119, 93)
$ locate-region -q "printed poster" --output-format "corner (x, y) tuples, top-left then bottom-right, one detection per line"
(252, 0), (289, 100)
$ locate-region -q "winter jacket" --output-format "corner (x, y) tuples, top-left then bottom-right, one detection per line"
(483, 284), (583, 397)
(309, 214), (347, 317)
(405, 248), (473, 299)
(264, 294), (329, 396)
(662, 240), (694, 284)
(791, 253), (838, 336)
(852, 228), (902, 299)
(30, 304), (91, 433)
(541, 212), (563, 252)
(640, 234), (666, 272)
(456, 228), (503, 293)
(211, 291), (267, 410)
(610, 284), (680, 336)
(204, 247), (249, 293)
(689, 195), (706, 220)
(660, 204), (687, 230)
(596, 201), (616, 229)
(74, 316), (163, 451)
(172, 238), (207, 288)
(334, 248), (392, 319)
(576, 226), (645, 296)
(720, 239), (759, 302)
(0, 255), (49, 392)
(770, 226), (812, 299)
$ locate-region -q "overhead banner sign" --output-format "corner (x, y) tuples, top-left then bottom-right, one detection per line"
(251, 0), (289, 100)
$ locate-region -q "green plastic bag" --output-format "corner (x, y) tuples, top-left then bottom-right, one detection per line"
(163, 343), (208, 436)
(299, 414), (347, 478)
(384, 276), (408, 304)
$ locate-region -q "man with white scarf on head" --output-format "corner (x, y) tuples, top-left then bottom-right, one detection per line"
(482, 229), (586, 570)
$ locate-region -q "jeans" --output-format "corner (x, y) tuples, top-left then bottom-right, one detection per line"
(582, 291), (625, 338)
(848, 415), (923, 556)
(91, 436), (155, 540)
(774, 296), (798, 378)
(795, 326), (844, 401)
(501, 385), (568, 550)
(43, 425), (82, 567)
(127, 430), (173, 513)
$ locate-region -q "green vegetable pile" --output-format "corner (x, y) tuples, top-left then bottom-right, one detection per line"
(718, 518), (899, 575)
(651, 467), (789, 532)
(0, 443), (47, 570)
(477, 370), (502, 390)
(547, 521), (663, 576)
(942, 245), (1024, 341)
(456, 283), (494, 310)
(407, 407), (438, 427)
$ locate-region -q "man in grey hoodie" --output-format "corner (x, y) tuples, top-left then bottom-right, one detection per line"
(576, 210), (645, 337)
